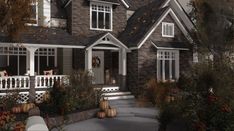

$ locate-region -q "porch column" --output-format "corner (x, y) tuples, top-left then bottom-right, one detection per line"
(118, 49), (127, 76)
(27, 47), (38, 76)
(25, 46), (38, 102)
(118, 49), (127, 91)
(85, 49), (92, 72)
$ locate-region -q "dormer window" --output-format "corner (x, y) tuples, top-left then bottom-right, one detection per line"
(27, 1), (38, 25)
(90, 2), (112, 31)
(162, 22), (174, 37)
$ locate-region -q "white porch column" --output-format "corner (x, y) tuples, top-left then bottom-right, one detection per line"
(119, 49), (127, 76)
(122, 49), (127, 76)
(85, 49), (92, 72)
(26, 47), (38, 76)
(119, 49), (123, 75)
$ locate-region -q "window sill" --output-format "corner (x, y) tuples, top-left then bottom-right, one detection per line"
(90, 28), (112, 32)
(162, 35), (174, 38)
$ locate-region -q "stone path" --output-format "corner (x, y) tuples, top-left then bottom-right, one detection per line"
(52, 99), (160, 131)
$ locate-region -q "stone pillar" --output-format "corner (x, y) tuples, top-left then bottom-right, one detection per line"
(29, 76), (36, 102)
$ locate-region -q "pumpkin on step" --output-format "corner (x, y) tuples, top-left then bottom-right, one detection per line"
(99, 99), (109, 110)
(97, 111), (106, 119)
(106, 108), (117, 118)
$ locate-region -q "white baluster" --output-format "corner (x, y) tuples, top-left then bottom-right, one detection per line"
(9, 77), (12, 89)
(14, 78), (17, 88)
(4, 78), (7, 89)
(43, 76), (46, 87)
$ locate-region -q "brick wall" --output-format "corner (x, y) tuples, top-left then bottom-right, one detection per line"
(127, 13), (193, 90)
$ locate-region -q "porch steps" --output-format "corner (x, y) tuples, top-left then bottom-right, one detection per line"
(102, 91), (135, 100)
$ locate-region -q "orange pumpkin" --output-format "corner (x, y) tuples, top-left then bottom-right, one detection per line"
(12, 106), (21, 113)
(21, 103), (35, 113)
(97, 111), (106, 119)
(99, 100), (109, 110)
(106, 108), (117, 118)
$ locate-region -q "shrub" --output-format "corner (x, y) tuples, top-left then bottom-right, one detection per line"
(145, 78), (179, 107)
(175, 62), (234, 130)
(40, 70), (102, 115)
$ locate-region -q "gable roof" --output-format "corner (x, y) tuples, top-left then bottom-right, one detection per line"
(119, 0), (194, 48)
(124, 0), (158, 10)
(88, 0), (120, 5)
(118, 0), (168, 48)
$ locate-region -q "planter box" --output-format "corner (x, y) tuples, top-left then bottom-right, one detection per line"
(45, 108), (99, 129)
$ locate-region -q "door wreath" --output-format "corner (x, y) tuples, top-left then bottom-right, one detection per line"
(92, 56), (101, 68)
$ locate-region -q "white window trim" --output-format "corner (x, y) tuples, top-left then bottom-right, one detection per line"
(90, 2), (113, 31)
(162, 22), (174, 38)
(26, 1), (38, 26)
(157, 50), (179, 82)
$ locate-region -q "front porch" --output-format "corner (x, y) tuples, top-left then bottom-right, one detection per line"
(0, 33), (129, 103)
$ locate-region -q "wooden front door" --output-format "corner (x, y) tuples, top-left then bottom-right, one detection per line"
(92, 51), (104, 84)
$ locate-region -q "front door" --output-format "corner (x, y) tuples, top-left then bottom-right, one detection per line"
(92, 51), (104, 84)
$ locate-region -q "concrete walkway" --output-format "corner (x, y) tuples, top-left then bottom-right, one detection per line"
(52, 99), (160, 131)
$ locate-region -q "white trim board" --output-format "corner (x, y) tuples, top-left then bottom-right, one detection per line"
(137, 8), (193, 49)
(86, 33), (129, 50)
(120, 0), (130, 8)
(151, 41), (189, 50)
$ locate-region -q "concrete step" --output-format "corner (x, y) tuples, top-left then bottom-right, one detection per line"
(104, 95), (135, 100)
(102, 91), (131, 96)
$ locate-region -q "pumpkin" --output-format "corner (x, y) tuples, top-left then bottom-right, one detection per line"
(14, 122), (25, 131)
(106, 108), (117, 118)
(21, 103), (35, 113)
(97, 111), (106, 119)
(12, 106), (21, 113)
(99, 100), (109, 110)
(43, 91), (50, 101)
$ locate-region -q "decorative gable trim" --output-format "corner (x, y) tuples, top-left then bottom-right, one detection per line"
(136, 8), (193, 49)
(120, 0), (130, 8)
(86, 33), (129, 50)
(161, 0), (171, 8)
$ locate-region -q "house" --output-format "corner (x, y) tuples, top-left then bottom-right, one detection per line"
(0, 0), (195, 102)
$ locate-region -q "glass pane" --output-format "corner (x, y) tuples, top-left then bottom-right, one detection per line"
(98, 12), (104, 29)
(40, 56), (47, 75)
(49, 56), (55, 68)
(19, 56), (26, 75)
(105, 13), (110, 29)
(158, 60), (163, 80)
(92, 11), (97, 28)
(9, 56), (18, 75)
(165, 60), (169, 80)
(31, 5), (36, 19)
(0, 55), (7, 68)
(172, 60), (176, 79)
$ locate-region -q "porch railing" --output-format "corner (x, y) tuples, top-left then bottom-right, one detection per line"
(0, 75), (68, 103)
(35, 75), (68, 88)
(0, 76), (30, 90)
